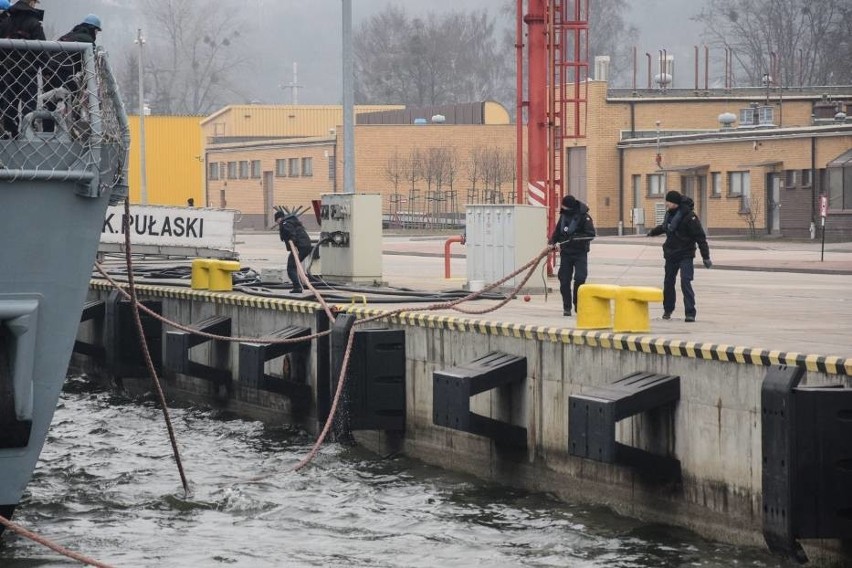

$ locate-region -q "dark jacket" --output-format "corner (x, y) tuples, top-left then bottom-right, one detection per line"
(0, 1), (45, 40)
(548, 200), (596, 255)
(648, 197), (710, 261)
(58, 23), (97, 44)
(278, 216), (312, 253)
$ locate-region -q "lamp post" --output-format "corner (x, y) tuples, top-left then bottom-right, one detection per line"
(136, 28), (148, 205)
(342, 0), (354, 194)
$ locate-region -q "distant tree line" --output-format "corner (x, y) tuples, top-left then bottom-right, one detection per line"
(354, 2), (637, 108)
(696, 0), (852, 86)
(118, 0), (248, 115)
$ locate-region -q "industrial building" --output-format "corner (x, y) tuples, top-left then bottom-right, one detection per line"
(199, 88), (851, 240)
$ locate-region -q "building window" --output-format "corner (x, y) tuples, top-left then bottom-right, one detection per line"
(219, 163), (226, 179)
(276, 159), (287, 177)
(251, 160), (261, 179)
(647, 173), (665, 196)
(289, 158), (300, 177)
(227, 162), (237, 179)
(710, 172), (721, 196)
(801, 169), (812, 188)
(328, 157), (336, 181)
(785, 169), (797, 189)
(729, 171), (751, 212)
(239, 161), (249, 179)
(301, 157), (313, 177)
(207, 162), (219, 180)
(827, 166), (852, 210)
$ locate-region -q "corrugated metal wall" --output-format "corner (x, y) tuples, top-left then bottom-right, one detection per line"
(127, 116), (204, 205)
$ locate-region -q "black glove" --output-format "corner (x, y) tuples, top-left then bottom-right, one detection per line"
(703, 258), (712, 269)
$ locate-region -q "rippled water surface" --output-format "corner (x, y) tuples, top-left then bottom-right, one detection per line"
(0, 380), (793, 567)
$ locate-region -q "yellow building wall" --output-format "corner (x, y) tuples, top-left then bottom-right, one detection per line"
(201, 105), (404, 141)
(483, 101), (511, 125)
(127, 115), (204, 206)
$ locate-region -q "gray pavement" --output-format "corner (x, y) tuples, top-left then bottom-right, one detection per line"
(235, 232), (852, 360)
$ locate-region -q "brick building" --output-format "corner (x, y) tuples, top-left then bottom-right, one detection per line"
(204, 103), (516, 230)
(202, 89), (852, 239)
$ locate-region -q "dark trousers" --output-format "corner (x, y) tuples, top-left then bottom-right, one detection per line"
(286, 247), (312, 290)
(663, 257), (696, 317)
(558, 253), (588, 312)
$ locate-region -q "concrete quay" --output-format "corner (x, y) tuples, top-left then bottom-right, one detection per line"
(78, 231), (852, 565)
(236, 232), (852, 362)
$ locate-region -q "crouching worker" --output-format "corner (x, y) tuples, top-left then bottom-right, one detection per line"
(275, 210), (313, 293)
(548, 195), (596, 317)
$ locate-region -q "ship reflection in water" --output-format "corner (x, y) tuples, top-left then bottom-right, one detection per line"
(0, 378), (794, 567)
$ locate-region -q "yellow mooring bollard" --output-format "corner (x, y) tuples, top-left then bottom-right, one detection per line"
(613, 286), (664, 333)
(209, 260), (241, 292)
(576, 284), (620, 330)
(191, 258), (215, 290)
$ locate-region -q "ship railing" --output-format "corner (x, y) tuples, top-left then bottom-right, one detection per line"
(0, 39), (129, 203)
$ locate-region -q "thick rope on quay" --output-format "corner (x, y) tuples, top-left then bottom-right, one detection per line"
(93, 263), (333, 345)
(289, 239), (338, 323)
(95, 240), (553, 480)
(0, 515), (115, 568)
(121, 199), (191, 496)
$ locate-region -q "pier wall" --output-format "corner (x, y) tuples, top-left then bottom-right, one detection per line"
(74, 282), (852, 564)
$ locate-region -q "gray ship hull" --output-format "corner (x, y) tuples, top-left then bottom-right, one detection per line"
(0, 181), (114, 515)
(0, 39), (128, 528)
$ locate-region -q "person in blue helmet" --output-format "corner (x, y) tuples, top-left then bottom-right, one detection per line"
(0, 0), (11, 25)
(42, 14), (102, 133)
(58, 13), (101, 44)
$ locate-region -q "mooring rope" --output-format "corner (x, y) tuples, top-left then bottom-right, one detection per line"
(121, 199), (191, 496)
(93, 264), (333, 345)
(0, 514), (115, 567)
(95, 237), (554, 482)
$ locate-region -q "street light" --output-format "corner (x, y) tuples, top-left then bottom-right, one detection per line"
(136, 28), (148, 205)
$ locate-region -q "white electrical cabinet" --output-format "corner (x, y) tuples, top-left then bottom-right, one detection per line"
(319, 193), (383, 283)
(466, 205), (547, 289)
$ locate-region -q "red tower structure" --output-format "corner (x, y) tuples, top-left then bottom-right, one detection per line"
(516, 0), (589, 246)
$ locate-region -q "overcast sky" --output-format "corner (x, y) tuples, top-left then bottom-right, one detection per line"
(67, 0), (707, 106)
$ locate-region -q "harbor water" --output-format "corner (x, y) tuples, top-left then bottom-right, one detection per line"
(0, 378), (794, 567)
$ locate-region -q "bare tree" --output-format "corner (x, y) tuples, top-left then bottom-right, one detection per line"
(385, 150), (405, 195)
(695, 0), (850, 86)
(499, 0), (637, 87)
(354, 7), (509, 105)
(138, 0), (249, 114)
(739, 194), (763, 238)
(467, 146), (486, 203)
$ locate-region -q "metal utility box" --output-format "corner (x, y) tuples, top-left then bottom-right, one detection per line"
(466, 205), (547, 289)
(319, 193), (383, 283)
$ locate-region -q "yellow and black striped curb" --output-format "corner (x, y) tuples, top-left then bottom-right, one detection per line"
(89, 281), (318, 314)
(89, 280), (852, 377)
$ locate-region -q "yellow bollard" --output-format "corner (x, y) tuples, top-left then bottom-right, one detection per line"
(190, 258), (215, 290)
(613, 286), (664, 333)
(208, 260), (241, 292)
(576, 284), (620, 330)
